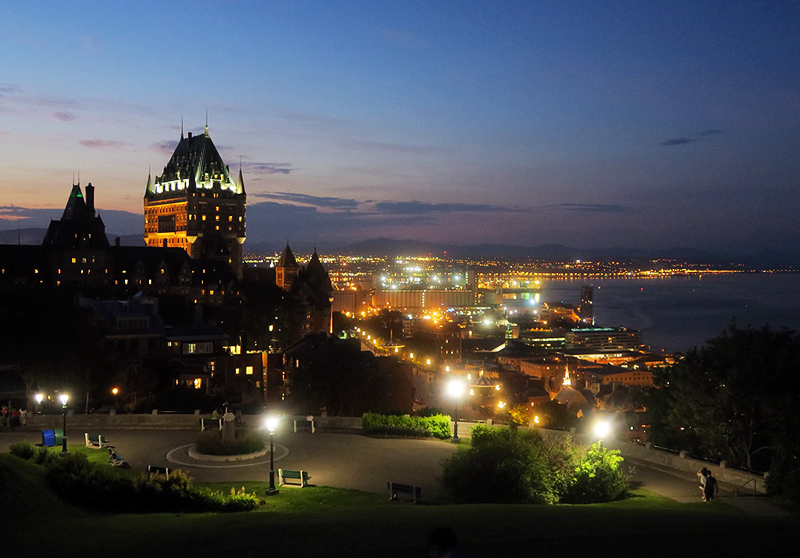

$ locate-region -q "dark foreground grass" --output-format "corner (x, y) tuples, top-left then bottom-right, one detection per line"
(3, 453), (797, 558)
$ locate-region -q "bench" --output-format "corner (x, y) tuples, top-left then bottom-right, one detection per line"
(147, 465), (171, 479)
(278, 468), (311, 487)
(108, 448), (126, 467)
(293, 416), (316, 433)
(388, 482), (422, 504)
(84, 433), (109, 449)
(200, 418), (223, 431)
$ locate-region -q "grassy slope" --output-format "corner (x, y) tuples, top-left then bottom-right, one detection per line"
(3, 452), (798, 558)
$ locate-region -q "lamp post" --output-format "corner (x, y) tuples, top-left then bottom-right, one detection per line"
(111, 387), (119, 410)
(35, 393), (44, 414)
(447, 380), (465, 443)
(264, 416), (279, 495)
(59, 394), (69, 454)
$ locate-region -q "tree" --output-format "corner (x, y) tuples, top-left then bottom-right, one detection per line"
(650, 325), (800, 472)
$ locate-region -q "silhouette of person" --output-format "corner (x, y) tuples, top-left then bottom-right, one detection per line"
(427, 527), (468, 558)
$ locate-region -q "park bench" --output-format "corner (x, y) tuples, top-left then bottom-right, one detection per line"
(147, 465), (171, 479)
(293, 416), (316, 433)
(108, 448), (126, 467)
(278, 468), (311, 487)
(388, 482), (422, 504)
(200, 418), (223, 431)
(84, 433), (110, 449)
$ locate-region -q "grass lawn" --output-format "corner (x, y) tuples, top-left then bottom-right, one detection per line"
(3, 451), (798, 558)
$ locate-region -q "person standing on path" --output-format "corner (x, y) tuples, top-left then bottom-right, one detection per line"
(704, 470), (719, 502)
(698, 467), (709, 501)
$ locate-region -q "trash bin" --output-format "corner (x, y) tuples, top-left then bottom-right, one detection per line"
(42, 429), (55, 447)
(54, 429), (64, 446)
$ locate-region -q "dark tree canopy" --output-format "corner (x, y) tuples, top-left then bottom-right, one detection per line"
(646, 325), (800, 473)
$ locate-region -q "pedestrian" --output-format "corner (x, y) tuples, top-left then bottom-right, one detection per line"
(1, 406), (7, 428)
(427, 527), (468, 558)
(20, 408), (27, 426)
(11, 408), (21, 429)
(697, 467), (709, 501)
(704, 470), (719, 502)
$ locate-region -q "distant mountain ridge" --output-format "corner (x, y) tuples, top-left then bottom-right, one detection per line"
(2, 230), (796, 269)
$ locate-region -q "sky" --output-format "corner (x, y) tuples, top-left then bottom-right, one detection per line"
(1, 0), (799, 254)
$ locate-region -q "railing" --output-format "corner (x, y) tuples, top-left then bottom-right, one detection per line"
(734, 477), (758, 498)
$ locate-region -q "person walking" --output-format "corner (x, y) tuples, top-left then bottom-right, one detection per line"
(697, 467), (709, 501)
(704, 470), (719, 502)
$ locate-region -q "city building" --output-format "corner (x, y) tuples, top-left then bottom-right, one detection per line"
(144, 125), (246, 276)
(565, 327), (642, 350)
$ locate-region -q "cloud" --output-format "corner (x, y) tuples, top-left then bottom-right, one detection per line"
(0, 84), (21, 95)
(79, 140), (127, 149)
(661, 137), (697, 147)
(661, 129), (723, 146)
(153, 140), (177, 155)
(374, 200), (517, 214)
(244, 162), (295, 175)
(53, 112), (76, 121)
(0, 205), (29, 221)
(253, 192), (359, 209)
(547, 203), (627, 213)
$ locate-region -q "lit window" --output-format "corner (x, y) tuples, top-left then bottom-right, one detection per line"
(246, 366), (254, 375)
(193, 378), (202, 389)
(235, 368), (240, 375)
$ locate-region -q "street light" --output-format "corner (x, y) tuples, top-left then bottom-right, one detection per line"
(35, 393), (44, 414)
(594, 420), (610, 441)
(59, 394), (69, 454)
(264, 416), (279, 495)
(447, 380), (465, 443)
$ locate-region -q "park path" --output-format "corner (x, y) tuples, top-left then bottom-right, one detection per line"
(0, 427), (791, 516)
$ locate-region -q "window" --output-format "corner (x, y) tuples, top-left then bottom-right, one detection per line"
(246, 366), (254, 375)
(235, 368), (240, 375)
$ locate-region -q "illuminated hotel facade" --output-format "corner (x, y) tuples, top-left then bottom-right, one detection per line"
(143, 125), (246, 276)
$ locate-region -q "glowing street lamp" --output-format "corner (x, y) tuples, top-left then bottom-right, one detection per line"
(34, 393), (44, 414)
(59, 394), (69, 454)
(447, 380), (466, 443)
(264, 416), (279, 495)
(594, 420), (610, 441)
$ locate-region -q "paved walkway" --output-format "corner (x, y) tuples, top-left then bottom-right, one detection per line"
(0, 428), (791, 516)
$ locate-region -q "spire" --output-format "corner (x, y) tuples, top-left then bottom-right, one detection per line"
(181, 117), (184, 139)
(278, 244), (299, 268)
(144, 172), (152, 198)
(237, 165), (245, 195)
(205, 109), (209, 137)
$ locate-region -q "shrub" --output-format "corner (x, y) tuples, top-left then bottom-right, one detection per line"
(9, 442), (36, 460)
(439, 426), (572, 504)
(765, 451), (800, 502)
(45, 454), (259, 513)
(561, 442), (629, 504)
(362, 413), (451, 438)
(195, 430), (266, 456)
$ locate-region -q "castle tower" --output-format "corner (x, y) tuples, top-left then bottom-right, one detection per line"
(275, 243), (299, 291)
(143, 125), (246, 276)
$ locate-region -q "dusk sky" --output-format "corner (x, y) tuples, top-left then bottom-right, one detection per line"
(1, 1), (799, 253)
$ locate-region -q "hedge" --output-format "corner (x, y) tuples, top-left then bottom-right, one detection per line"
(362, 413), (451, 438)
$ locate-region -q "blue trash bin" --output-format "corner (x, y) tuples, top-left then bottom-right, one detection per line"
(42, 429), (55, 447)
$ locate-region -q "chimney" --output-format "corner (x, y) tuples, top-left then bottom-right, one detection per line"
(187, 132), (192, 139)
(86, 183), (95, 213)
(115, 237), (120, 247)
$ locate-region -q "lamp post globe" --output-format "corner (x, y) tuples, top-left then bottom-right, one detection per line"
(447, 380), (465, 443)
(264, 416), (279, 495)
(59, 394), (69, 454)
(34, 393), (44, 414)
